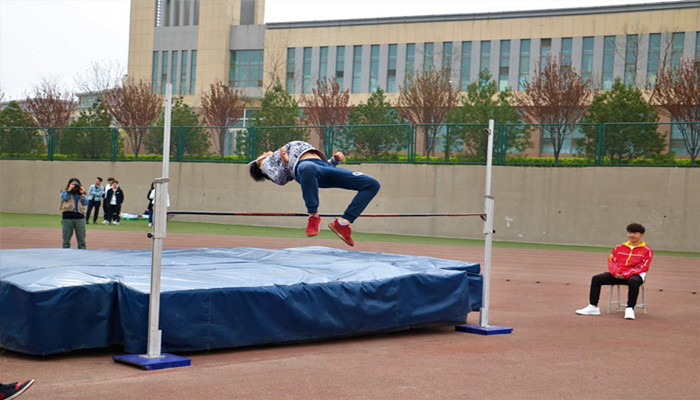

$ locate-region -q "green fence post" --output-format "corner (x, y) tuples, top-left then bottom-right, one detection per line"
(324, 125), (333, 157)
(47, 128), (55, 161)
(111, 127), (118, 162)
(596, 123), (605, 166)
(247, 126), (256, 161)
(409, 125), (416, 164)
(496, 124), (504, 165)
(177, 126), (184, 162)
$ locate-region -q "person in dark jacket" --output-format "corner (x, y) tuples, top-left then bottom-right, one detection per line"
(103, 180), (125, 225)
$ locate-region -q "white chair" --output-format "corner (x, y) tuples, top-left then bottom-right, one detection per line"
(607, 283), (646, 314)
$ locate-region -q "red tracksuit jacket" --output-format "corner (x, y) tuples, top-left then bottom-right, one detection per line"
(607, 241), (653, 280)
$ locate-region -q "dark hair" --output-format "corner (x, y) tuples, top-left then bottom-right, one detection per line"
(249, 161), (268, 182)
(65, 177), (81, 191)
(107, 177), (114, 182)
(626, 223), (645, 234)
(97, 177), (103, 182)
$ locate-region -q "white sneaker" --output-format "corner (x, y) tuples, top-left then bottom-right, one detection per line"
(102, 221), (110, 225)
(624, 307), (636, 320)
(114, 221), (120, 225)
(575, 304), (601, 316)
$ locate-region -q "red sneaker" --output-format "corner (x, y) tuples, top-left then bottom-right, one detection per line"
(329, 219), (354, 246)
(305, 215), (321, 237)
(0, 379), (35, 400)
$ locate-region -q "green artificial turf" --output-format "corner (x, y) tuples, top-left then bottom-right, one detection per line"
(1, 212), (697, 258)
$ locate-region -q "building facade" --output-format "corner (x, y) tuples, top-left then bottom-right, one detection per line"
(128, 0), (699, 103)
(127, 0), (699, 155)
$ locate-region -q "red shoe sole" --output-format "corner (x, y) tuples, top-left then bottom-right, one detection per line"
(329, 223), (354, 246)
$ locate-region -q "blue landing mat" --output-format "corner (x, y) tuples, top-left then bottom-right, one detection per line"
(0, 246), (482, 355)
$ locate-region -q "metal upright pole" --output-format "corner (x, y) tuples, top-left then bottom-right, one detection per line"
(145, 83), (172, 358)
(479, 119), (496, 328)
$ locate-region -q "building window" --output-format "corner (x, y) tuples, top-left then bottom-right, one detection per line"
(319, 46), (328, 82)
(171, 51), (179, 93)
(180, 50), (188, 95)
(352, 45), (362, 93)
(581, 37), (594, 83)
(387, 44), (397, 92)
(540, 38), (551, 68)
(499, 40), (510, 91)
(336, 46), (345, 88)
(163, 0), (170, 26)
(369, 45), (380, 92)
(442, 42), (452, 77)
(155, 0), (163, 27)
(152, 51), (159, 93)
(518, 39), (530, 90)
(624, 35), (638, 86)
(647, 33), (661, 86)
(183, 0), (190, 25)
(240, 0), (255, 25)
(189, 50), (197, 94)
(230, 50), (263, 88)
(193, 0), (199, 25)
(671, 32), (684, 68)
(170, 50), (179, 94)
(561, 37), (572, 67)
(286, 48), (295, 93)
(302, 47), (312, 93)
(541, 126), (585, 154)
(424, 42), (434, 71)
(173, 0), (180, 26)
(602, 36), (615, 89)
(405, 43), (415, 80)
(696, 32), (700, 59)
(480, 40), (490, 74)
(670, 120), (690, 156)
(161, 50), (168, 95)
(460, 41), (472, 91)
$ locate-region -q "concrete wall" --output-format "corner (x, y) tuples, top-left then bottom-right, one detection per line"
(1, 160), (697, 252)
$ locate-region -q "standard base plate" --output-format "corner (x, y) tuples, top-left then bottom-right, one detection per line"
(455, 324), (513, 335)
(113, 353), (191, 370)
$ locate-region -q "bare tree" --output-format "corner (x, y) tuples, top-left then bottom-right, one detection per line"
(397, 68), (460, 160)
(300, 77), (351, 150)
(74, 59), (125, 93)
(653, 58), (700, 165)
(263, 35), (290, 91)
(0, 84), (5, 103)
(612, 24), (679, 92)
(25, 78), (77, 128)
(516, 55), (595, 165)
(101, 79), (161, 158)
(200, 81), (248, 158)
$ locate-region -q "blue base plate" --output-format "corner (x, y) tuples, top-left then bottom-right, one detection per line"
(113, 353), (191, 370)
(455, 324), (513, 335)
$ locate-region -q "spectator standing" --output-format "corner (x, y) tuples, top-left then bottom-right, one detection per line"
(60, 178), (89, 248)
(103, 180), (125, 225)
(102, 177), (115, 222)
(85, 177), (104, 224)
(146, 182), (155, 227)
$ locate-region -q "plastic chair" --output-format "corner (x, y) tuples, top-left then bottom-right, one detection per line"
(607, 283), (646, 314)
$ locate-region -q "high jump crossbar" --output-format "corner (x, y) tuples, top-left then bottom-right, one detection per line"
(167, 211), (486, 218)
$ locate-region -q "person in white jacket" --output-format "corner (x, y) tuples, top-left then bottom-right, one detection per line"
(248, 141), (380, 246)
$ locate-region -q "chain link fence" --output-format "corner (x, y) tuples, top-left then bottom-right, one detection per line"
(1, 122), (697, 166)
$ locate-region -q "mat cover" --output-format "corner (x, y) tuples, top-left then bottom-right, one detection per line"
(0, 247), (482, 355)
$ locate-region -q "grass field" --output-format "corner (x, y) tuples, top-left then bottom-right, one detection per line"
(1, 212), (697, 258)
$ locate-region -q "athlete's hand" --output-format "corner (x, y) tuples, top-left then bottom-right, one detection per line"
(279, 147), (289, 163)
(333, 152), (345, 162)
